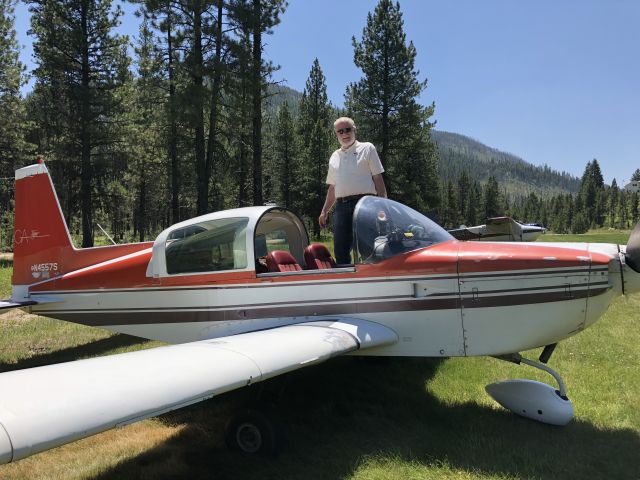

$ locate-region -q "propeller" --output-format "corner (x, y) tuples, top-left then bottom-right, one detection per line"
(625, 222), (640, 272)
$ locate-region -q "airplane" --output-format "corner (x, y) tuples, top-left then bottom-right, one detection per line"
(0, 160), (639, 463)
(449, 216), (547, 242)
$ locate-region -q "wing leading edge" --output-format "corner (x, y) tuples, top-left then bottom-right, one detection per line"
(0, 318), (397, 464)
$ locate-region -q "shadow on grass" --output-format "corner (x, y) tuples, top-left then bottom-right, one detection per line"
(0, 334), (149, 373)
(90, 356), (639, 480)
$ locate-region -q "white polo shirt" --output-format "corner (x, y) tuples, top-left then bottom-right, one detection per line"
(326, 141), (384, 199)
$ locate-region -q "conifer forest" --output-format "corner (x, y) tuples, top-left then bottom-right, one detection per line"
(0, 0), (638, 251)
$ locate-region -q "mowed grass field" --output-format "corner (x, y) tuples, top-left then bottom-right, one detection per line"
(0, 231), (639, 480)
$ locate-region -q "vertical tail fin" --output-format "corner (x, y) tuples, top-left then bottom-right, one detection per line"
(11, 162), (154, 301)
(12, 162), (74, 290)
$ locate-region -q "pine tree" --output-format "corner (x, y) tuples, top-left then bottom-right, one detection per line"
(617, 191), (629, 229)
(228, 0), (287, 206)
(456, 171), (470, 224)
(141, 0), (184, 223)
(0, 0), (30, 168)
(631, 192), (639, 225)
(442, 180), (457, 228)
(523, 192), (540, 223)
(632, 169), (640, 182)
(561, 194), (574, 234)
(225, 26), (253, 207)
(346, 0), (437, 210)
(608, 179), (619, 227)
(29, 0), (130, 247)
(0, 0), (31, 250)
(468, 180), (482, 225)
(297, 58), (332, 238)
(578, 159), (606, 228)
(272, 101), (295, 208)
(128, 13), (167, 240)
(483, 176), (502, 218)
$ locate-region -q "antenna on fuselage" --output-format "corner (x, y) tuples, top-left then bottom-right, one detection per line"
(97, 223), (117, 245)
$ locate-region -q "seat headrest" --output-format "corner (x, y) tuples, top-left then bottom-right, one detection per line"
(304, 243), (336, 269)
(266, 250), (302, 272)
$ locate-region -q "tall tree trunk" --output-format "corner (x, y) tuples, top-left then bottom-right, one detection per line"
(251, 0), (263, 206)
(167, 3), (180, 224)
(381, 40), (391, 196)
(80, 2), (93, 247)
(313, 138), (322, 239)
(237, 80), (249, 207)
(194, 2), (208, 215)
(138, 172), (146, 242)
(205, 0), (224, 212)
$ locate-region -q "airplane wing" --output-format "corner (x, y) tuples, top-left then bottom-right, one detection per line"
(447, 227), (481, 241)
(484, 217), (515, 236)
(485, 216), (511, 225)
(448, 218), (515, 241)
(0, 318), (397, 464)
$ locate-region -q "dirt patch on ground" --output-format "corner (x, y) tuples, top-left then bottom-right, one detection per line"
(0, 308), (31, 323)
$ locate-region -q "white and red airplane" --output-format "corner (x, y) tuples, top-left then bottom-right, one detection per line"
(0, 161), (639, 463)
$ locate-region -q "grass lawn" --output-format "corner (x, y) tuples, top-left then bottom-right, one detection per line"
(0, 232), (638, 479)
(539, 228), (631, 245)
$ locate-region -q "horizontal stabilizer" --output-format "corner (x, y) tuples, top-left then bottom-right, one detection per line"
(0, 300), (36, 311)
(0, 297), (61, 312)
(0, 318), (397, 463)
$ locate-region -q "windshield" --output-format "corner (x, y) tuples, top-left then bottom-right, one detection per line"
(353, 196), (453, 263)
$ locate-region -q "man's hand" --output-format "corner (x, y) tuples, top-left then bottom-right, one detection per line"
(319, 210), (328, 229)
(319, 185), (336, 229)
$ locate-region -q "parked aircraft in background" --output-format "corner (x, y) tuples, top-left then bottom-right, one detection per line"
(0, 161), (638, 463)
(449, 217), (547, 242)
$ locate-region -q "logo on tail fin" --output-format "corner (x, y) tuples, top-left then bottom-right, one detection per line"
(14, 229), (51, 245)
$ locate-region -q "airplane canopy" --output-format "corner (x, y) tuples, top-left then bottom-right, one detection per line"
(353, 196), (453, 263)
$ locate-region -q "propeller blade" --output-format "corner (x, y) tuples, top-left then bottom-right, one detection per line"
(625, 222), (640, 272)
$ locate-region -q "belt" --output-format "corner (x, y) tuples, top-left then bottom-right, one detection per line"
(336, 194), (370, 204)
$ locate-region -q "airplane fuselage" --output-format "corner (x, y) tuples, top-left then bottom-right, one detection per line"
(26, 240), (621, 357)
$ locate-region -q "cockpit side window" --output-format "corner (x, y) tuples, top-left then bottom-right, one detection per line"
(165, 218), (249, 274)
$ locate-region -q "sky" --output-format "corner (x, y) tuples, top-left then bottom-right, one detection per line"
(13, 0), (640, 186)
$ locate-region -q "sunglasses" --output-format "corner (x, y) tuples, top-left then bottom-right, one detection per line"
(335, 127), (353, 135)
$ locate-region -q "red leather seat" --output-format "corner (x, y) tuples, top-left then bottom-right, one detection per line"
(266, 250), (302, 272)
(304, 244), (336, 270)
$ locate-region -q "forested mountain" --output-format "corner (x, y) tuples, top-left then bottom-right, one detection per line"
(265, 84), (303, 118)
(432, 130), (581, 198)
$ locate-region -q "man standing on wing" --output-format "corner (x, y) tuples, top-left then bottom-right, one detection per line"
(319, 117), (388, 265)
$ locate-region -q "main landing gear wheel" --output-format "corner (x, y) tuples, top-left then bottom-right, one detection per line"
(224, 409), (281, 456)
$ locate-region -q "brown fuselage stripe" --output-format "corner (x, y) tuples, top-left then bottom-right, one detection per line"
(460, 281), (609, 296)
(460, 267), (606, 279)
(38, 286), (611, 327)
(31, 267), (606, 295)
(34, 280), (608, 314)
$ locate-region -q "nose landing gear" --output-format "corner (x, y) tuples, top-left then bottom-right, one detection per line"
(485, 352), (573, 426)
